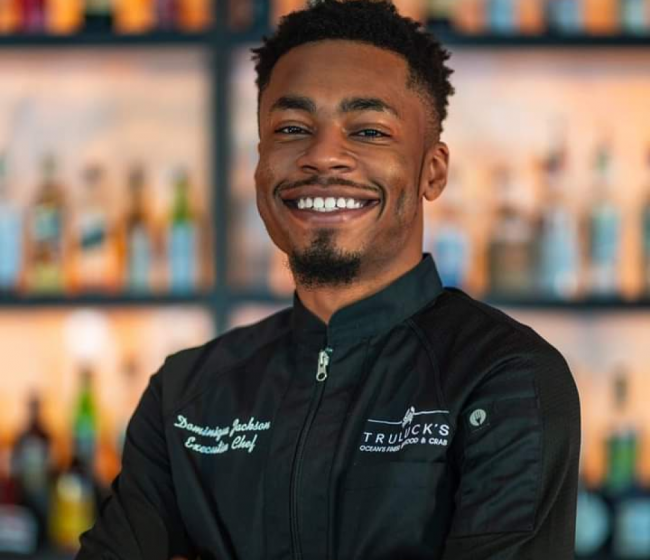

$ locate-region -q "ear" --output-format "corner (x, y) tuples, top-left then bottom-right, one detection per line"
(420, 141), (450, 202)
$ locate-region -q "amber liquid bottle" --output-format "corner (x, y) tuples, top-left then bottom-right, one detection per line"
(25, 155), (67, 294)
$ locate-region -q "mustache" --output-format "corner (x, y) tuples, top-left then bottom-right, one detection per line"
(275, 176), (382, 196)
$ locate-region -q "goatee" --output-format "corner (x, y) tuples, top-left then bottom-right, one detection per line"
(289, 230), (362, 289)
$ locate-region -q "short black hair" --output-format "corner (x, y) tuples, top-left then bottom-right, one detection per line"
(251, 0), (455, 136)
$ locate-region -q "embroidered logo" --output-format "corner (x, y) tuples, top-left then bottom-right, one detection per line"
(173, 415), (271, 456)
(360, 407), (451, 454)
(469, 408), (487, 428)
(402, 406), (416, 428)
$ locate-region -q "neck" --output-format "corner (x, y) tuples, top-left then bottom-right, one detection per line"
(295, 248), (423, 324)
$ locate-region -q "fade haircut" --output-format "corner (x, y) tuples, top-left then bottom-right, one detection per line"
(251, 0), (455, 137)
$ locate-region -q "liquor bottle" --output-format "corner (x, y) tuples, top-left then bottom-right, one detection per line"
(547, 0), (585, 33)
(20, 0), (46, 33)
(537, 128), (580, 299)
(228, 0), (256, 30)
(114, 0), (154, 34)
(587, 143), (621, 297)
(167, 167), (198, 293)
(620, 0), (649, 34)
(575, 480), (611, 558)
(641, 150), (650, 295)
(72, 164), (118, 293)
(176, 0), (211, 31)
(424, 191), (471, 289)
(73, 365), (98, 476)
(426, 0), (454, 29)
(10, 394), (52, 550)
(49, 365), (100, 549)
(584, 0), (619, 35)
(601, 368), (650, 559)
(451, 0), (486, 34)
(0, 446), (38, 556)
(26, 154), (66, 294)
(271, 0), (306, 25)
(47, 0), (83, 34)
(519, 0), (545, 35)
(486, 0), (518, 33)
(0, 0), (22, 34)
(487, 166), (536, 297)
(123, 165), (153, 293)
(0, 154), (23, 292)
(392, 0), (427, 22)
(155, 0), (177, 30)
(48, 458), (95, 552)
(84, 0), (113, 32)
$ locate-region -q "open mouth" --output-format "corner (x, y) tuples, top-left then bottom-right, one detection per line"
(283, 196), (380, 213)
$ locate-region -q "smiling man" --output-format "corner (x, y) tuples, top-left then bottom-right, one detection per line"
(76, 1), (580, 559)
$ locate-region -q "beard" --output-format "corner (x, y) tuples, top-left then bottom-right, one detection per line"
(288, 229), (363, 289)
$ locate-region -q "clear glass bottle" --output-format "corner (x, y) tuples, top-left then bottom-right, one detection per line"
(587, 143), (621, 297)
(487, 166), (536, 297)
(537, 127), (580, 299)
(0, 154), (23, 292)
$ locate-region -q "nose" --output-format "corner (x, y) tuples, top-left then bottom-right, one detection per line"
(296, 128), (356, 175)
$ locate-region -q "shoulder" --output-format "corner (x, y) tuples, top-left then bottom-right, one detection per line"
(412, 288), (575, 406)
(153, 307), (293, 414)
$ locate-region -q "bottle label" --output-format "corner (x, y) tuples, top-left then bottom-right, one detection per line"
(80, 213), (107, 251)
(33, 206), (61, 244)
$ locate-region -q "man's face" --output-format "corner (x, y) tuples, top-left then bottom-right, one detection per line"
(255, 40), (443, 287)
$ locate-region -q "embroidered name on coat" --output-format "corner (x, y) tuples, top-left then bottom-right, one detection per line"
(173, 415), (271, 455)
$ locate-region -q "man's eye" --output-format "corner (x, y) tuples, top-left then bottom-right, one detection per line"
(354, 129), (388, 138)
(275, 125), (309, 135)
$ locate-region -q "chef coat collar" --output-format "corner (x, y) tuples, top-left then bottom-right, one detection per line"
(290, 254), (444, 348)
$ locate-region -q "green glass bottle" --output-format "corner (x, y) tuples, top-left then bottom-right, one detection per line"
(167, 167), (198, 294)
(73, 365), (98, 476)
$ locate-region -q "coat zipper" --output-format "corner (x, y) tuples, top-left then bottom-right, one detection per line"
(290, 347), (332, 560)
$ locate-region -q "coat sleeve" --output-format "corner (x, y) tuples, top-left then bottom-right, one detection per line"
(441, 348), (581, 560)
(75, 362), (196, 560)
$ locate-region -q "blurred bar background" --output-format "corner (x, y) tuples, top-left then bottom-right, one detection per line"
(0, 0), (649, 558)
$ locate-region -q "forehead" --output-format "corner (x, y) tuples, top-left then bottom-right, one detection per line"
(261, 40), (421, 115)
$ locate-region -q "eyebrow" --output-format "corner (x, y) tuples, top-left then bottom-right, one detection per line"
(270, 96), (316, 113)
(270, 95), (400, 118)
(340, 97), (400, 118)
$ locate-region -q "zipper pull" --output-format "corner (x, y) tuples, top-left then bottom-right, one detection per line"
(316, 348), (330, 382)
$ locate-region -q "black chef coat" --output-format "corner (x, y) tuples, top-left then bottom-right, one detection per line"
(76, 254), (581, 560)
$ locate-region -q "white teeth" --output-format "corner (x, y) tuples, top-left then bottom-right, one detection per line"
(293, 196), (370, 212)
